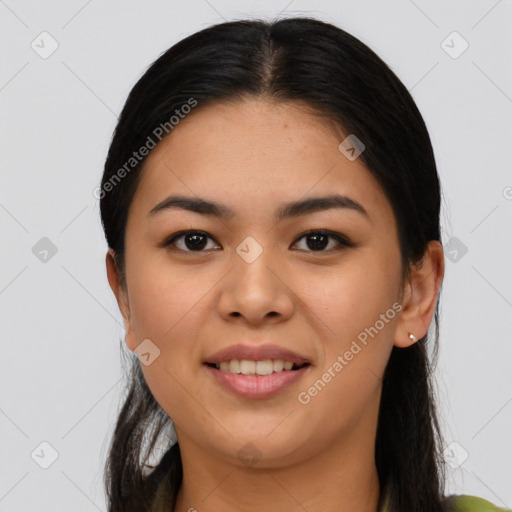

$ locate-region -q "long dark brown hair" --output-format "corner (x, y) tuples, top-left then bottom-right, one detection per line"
(100, 17), (446, 512)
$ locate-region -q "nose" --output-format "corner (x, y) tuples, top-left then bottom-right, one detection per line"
(217, 249), (295, 326)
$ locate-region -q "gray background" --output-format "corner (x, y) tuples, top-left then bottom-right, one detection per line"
(1, 0), (511, 510)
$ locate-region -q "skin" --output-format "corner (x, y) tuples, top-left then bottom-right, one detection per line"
(106, 98), (444, 512)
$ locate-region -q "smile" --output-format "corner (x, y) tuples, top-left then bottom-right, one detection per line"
(203, 361), (311, 399)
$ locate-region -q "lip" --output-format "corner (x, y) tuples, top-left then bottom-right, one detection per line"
(203, 343), (311, 366)
(204, 364), (311, 399)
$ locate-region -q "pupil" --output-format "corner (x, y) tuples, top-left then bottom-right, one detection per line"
(308, 233), (328, 250)
(186, 233), (207, 250)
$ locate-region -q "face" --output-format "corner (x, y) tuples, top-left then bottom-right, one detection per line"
(109, 98), (413, 468)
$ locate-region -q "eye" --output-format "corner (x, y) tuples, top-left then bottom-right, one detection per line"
(291, 230), (355, 252)
(161, 230), (221, 252)
(161, 229), (355, 253)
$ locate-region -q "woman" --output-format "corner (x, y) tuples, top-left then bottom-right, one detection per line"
(99, 17), (510, 512)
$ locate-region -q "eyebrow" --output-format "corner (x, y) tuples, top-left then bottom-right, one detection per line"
(148, 194), (370, 222)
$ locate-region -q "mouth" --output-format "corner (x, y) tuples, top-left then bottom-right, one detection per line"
(203, 360), (312, 399)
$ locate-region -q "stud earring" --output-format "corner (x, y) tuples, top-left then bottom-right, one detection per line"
(408, 333), (417, 342)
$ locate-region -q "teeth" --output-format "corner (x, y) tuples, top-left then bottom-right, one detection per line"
(240, 360), (256, 374)
(213, 359), (302, 375)
(273, 360), (284, 372)
(229, 360), (241, 373)
(256, 360), (273, 375)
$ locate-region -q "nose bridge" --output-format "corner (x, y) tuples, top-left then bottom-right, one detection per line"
(233, 236), (280, 293)
(236, 233), (271, 265)
(218, 235), (293, 323)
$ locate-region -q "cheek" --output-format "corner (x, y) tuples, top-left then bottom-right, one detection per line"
(127, 257), (208, 342)
(128, 264), (209, 426)
(297, 260), (396, 342)
(292, 266), (396, 434)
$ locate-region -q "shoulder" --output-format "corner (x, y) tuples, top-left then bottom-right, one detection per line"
(443, 494), (512, 512)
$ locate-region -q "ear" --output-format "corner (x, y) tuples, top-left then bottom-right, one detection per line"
(394, 240), (444, 348)
(105, 249), (137, 351)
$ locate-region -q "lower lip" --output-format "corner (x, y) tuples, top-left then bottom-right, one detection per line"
(204, 364), (310, 399)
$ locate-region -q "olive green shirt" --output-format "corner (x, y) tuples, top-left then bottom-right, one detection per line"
(441, 495), (512, 512)
(380, 490), (511, 512)
(151, 472), (511, 512)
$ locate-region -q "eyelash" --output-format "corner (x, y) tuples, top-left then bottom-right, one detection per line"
(161, 229), (356, 254)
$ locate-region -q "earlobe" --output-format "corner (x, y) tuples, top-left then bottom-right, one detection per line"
(393, 240), (444, 348)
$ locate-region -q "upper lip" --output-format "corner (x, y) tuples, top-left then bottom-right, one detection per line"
(204, 344), (311, 365)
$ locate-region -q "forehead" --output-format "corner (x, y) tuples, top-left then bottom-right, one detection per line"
(129, 98), (392, 225)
